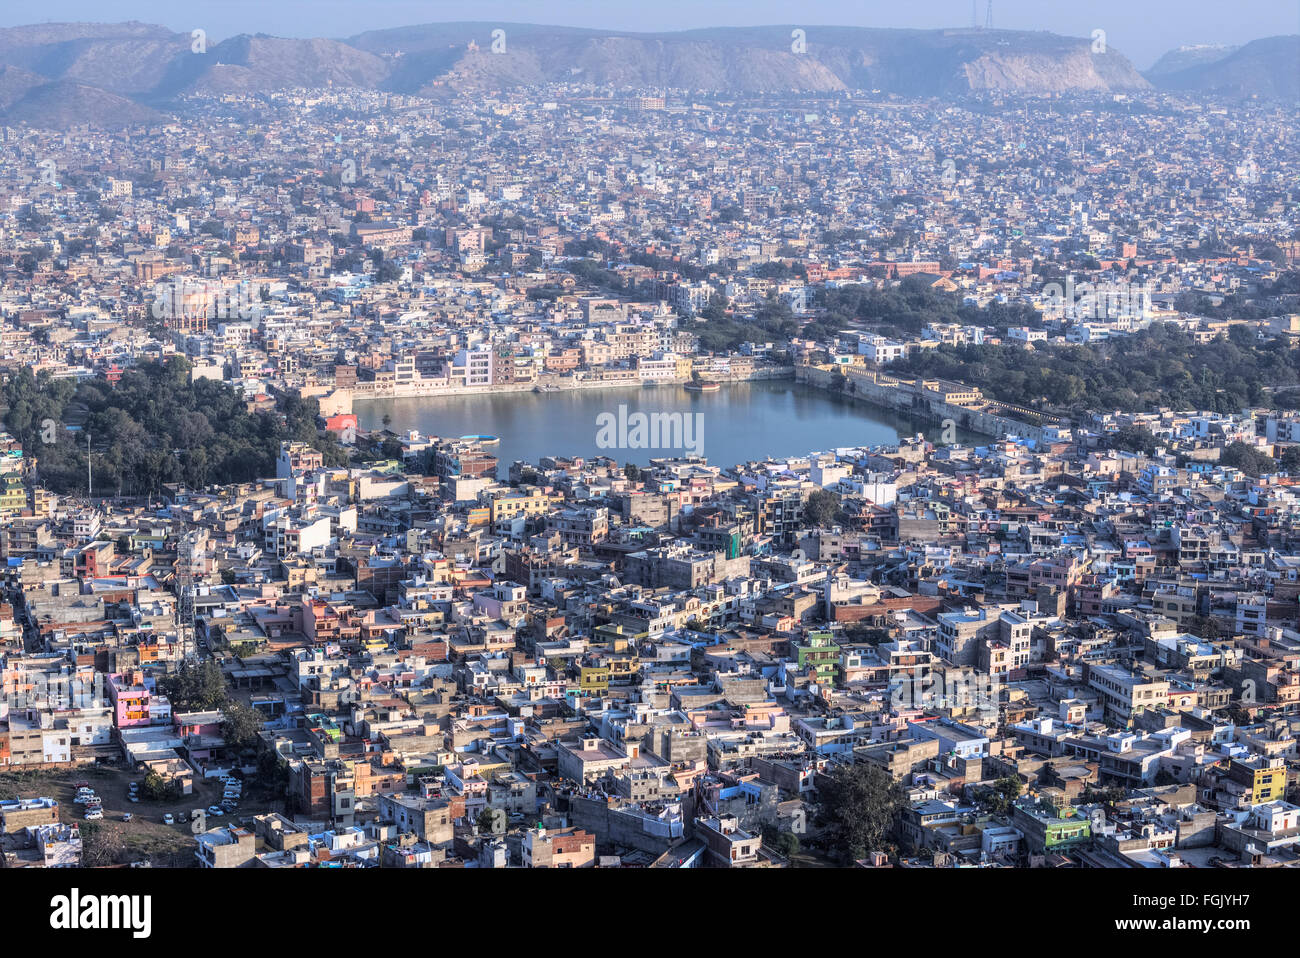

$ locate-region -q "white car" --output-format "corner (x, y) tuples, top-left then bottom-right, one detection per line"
(84, 809), (103, 820)
(122, 813), (132, 822)
(163, 813), (174, 825)
(207, 805), (224, 816)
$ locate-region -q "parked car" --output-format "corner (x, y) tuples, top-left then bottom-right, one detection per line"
(177, 811), (188, 823)
(162, 813), (174, 825)
(122, 813), (132, 822)
(84, 809), (103, 820)
(128, 795), (140, 803)
(207, 806), (224, 816)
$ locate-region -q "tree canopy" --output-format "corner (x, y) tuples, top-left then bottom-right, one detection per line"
(2, 357), (346, 496)
(816, 762), (905, 862)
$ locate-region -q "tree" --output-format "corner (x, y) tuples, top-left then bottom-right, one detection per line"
(158, 660), (227, 711)
(623, 463), (640, 483)
(1108, 426), (1159, 455)
(221, 700), (264, 752)
(3, 358), (343, 496)
(257, 749), (291, 796)
(761, 823), (801, 858)
(803, 489), (841, 528)
(984, 776), (1022, 815)
(78, 821), (127, 867)
(816, 762), (905, 862)
(1221, 441), (1275, 478)
(140, 769), (180, 802)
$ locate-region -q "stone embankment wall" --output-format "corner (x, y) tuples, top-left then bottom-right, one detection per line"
(795, 365), (1050, 442)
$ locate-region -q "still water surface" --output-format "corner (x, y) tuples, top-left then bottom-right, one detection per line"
(355, 379), (970, 469)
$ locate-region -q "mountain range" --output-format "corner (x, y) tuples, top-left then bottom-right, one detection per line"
(0, 21), (1293, 128)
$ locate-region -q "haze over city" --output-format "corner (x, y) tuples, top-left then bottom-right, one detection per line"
(0, 0), (1297, 935)
(0, 0), (1296, 66)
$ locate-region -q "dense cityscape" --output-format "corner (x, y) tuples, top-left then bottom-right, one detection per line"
(0, 9), (1297, 900)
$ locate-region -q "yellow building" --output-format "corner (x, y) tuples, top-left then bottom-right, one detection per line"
(0, 474), (26, 514)
(490, 488), (552, 522)
(1228, 757), (1287, 804)
(579, 666), (609, 694)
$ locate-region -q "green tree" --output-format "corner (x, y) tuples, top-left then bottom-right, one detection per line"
(140, 769), (180, 802)
(985, 776), (1022, 815)
(816, 762), (905, 862)
(158, 659), (227, 711)
(803, 489), (842, 528)
(221, 700), (264, 752)
(1221, 441), (1275, 478)
(256, 749), (291, 796)
(761, 823), (801, 858)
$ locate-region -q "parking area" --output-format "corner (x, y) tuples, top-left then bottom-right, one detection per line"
(0, 764), (284, 866)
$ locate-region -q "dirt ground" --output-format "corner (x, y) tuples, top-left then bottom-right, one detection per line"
(0, 763), (284, 867)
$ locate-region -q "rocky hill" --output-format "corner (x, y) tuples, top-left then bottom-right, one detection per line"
(0, 20), (1287, 128)
(1147, 36), (1300, 100)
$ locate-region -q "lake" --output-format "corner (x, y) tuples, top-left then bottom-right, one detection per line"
(354, 379), (970, 470)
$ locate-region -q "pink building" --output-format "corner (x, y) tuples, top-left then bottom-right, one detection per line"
(174, 710), (225, 763)
(108, 671), (152, 728)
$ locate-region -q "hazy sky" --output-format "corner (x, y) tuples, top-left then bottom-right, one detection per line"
(2, 0), (1297, 68)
